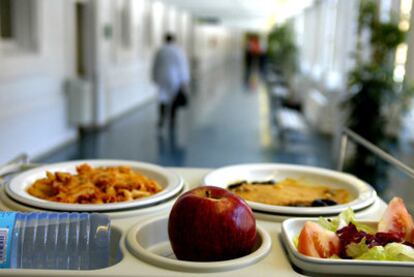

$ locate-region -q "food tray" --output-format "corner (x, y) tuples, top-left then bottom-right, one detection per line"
(281, 218), (414, 276)
(0, 167), (387, 277)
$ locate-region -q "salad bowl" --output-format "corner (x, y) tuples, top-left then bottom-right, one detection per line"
(281, 218), (414, 276)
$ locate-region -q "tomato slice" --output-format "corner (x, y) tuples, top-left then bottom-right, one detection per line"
(378, 197), (413, 241)
(297, 221), (340, 258)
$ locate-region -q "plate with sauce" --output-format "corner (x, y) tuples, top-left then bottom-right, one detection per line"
(203, 163), (376, 216)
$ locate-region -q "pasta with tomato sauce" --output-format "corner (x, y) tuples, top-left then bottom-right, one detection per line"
(27, 163), (163, 204)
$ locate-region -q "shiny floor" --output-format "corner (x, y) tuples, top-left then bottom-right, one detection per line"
(40, 61), (334, 169)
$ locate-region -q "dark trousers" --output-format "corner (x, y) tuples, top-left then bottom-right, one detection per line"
(158, 93), (180, 129)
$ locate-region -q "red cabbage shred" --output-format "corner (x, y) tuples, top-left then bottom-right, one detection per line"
(336, 223), (403, 258)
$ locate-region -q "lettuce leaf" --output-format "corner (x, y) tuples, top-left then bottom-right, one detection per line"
(345, 238), (370, 258)
(317, 216), (338, 232)
(317, 208), (375, 234)
(293, 234), (299, 248)
(357, 246), (388, 260)
(384, 243), (414, 262)
(346, 242), (414, 261)
(353, 220), (376, 235)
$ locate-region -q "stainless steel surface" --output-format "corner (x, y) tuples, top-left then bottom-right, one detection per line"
(0, 154), (45, 188)
(337, 132), (348, 172)
(337, 128), (414, 179)
(0, 153), (29, 177)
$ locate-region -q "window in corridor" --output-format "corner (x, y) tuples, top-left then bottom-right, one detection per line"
(0, 0), (38, 53)
(394, 0), (412, 82)
(0, 0), (13, 39)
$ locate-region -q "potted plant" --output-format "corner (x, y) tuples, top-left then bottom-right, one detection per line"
(267, 23), (298, 82)
(267, 22), (299, 108)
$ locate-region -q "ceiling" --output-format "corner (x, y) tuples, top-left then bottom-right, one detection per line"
(158, 0), (315, 31)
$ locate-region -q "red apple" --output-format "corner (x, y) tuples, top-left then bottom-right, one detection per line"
(168, 186), (257, 261)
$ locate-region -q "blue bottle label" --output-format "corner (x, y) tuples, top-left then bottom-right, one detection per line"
(0, 212), (16, 268)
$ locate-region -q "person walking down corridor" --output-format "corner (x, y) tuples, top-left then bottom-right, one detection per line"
(152, 33), (190, 131)
(244, 36), (261, 87)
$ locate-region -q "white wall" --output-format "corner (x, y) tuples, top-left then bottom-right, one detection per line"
(0, 0), (77, 163)
(98, 0), (156, 121)
(193, 24), (243, 75)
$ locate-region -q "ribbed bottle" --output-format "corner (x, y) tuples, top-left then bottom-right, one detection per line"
(0, 212), (110, 270)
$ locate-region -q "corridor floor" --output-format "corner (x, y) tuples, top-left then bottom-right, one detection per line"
(39, 61), (334, 170)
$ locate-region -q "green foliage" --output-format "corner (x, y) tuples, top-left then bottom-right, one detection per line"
(371, 23), (405, 50)
(347, 64), (395, 142)
(357, 0), (405, 64)
(358, 0), (378, 32)
(267, 23), (298, 78)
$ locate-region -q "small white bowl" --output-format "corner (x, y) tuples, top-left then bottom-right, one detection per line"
(126, 215), (272, 273)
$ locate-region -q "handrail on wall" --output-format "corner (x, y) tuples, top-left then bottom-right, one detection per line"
(337, 128), (414, 179)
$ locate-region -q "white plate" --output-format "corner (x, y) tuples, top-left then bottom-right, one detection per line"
(203, 163), (376, 216)
(126, 215), (272, 273)
(6, 160), (184, 212)
(281, 218), (414, 276)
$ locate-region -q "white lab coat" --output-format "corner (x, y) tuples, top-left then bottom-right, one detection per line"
(152, 43), (190, 104)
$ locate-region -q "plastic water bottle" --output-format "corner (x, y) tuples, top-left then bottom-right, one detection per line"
(0, 212), (110, 270)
